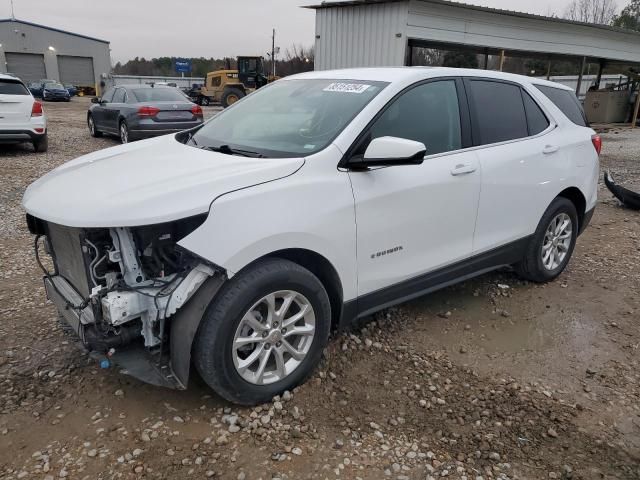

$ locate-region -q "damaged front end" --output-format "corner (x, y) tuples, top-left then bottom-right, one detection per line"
(27, 214), (224, 389)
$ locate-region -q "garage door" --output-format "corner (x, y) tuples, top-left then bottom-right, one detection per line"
(5, 53), (46, 83)
(57, 55), (95, 86)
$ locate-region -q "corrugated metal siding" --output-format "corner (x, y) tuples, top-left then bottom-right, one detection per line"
(406, 0), (640, 63)
(315, 1), (409, 70)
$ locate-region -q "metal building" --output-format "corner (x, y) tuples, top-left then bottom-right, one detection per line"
(0, 18), (111, 91)
(306, 0), (640, 91)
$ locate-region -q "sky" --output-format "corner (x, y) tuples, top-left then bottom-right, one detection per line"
(1, 0), (623, 64)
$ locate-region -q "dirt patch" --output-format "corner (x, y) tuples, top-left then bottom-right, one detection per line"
(0, 99), (638, 479)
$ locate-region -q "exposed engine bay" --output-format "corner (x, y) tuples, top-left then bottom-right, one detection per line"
(29, 214), (216, 353)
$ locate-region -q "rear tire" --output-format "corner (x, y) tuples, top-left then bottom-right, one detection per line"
(88, 115), (102, 137)
(515, 197), (578, 283)
(119, 120), (130, 144)
(32, 134), (48, 153)
(221, 88), (245, 108)
(194, 258), (331, 405)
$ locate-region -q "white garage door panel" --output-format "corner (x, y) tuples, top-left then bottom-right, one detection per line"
(57, 56), (95, 86)
(5, 53), (47, 83)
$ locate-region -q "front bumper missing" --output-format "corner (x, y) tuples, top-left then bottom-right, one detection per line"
(44, 273), (225, 390)
(44, 275), (185, 389)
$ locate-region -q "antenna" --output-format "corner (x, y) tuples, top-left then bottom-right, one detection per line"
(10, 0), (16, 20)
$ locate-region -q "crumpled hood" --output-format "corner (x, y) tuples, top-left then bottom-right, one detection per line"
(23, 135), (304, 227)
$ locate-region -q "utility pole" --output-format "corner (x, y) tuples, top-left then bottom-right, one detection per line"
(271, 29), (276, 77)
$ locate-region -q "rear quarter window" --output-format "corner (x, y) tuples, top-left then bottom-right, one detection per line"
(534, 85), (587, 127)
(0, 80), (29, 95)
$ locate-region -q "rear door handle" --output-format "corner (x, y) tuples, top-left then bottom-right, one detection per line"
(450, 164), (477, 176)
(543, 145), (559, 155)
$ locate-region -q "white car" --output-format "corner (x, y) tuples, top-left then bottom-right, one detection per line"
(0, 73), (48, 152)
(23, 68), (599, 404)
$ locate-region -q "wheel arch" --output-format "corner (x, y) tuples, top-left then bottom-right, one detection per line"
(557, 186), (586, 230)
(259, 248), (344, 331)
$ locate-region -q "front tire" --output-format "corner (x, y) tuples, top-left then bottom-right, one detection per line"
(515, 197), (578, 283)
(88, 115), (102, 137)
(194, 258), (331, 405)
(221, 88), (245, 108)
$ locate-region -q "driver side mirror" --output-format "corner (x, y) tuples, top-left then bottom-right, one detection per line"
(351, 136), (426, 169)
(91, 97), (100, 104)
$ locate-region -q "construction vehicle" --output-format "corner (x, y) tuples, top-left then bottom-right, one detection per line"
(193, 56), (272, 108)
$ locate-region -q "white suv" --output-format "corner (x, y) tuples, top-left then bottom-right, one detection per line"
(0, 73), (48, 152)
(23, 68), (599, 404)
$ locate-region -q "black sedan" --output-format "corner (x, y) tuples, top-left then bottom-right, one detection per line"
(88, 85), (204, 144)
(42, 82), (71, 102)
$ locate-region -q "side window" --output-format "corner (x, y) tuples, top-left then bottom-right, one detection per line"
(467, 80), (528, 145)
(101, 88), (115, 103)
(364, 80), (462, 156)
(112, 88), (126, 103)
(522, 91), (550, 136)
(534, 85), (587, 127)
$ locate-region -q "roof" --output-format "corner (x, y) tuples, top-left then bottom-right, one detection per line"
(285, 66), (575, 90)
(303, 0), (640, 38)
(0, 18), (110, 44)
(0, 72), (23, 81)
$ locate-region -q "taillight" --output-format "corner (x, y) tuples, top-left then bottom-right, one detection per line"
(31, 101), (43, 117)
(191, 105), (203, 116)
(591, 134), (602, 155)
(137, 106), (160, 117)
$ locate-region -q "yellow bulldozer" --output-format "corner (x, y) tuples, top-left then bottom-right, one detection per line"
(193, 56), (274, 108)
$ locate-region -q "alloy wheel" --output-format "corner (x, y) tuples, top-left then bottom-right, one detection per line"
(120, 123), (128, 144)
(88, 116), (95, 135)
(541, 213), (573, 270)
(232, 290), (316, 385)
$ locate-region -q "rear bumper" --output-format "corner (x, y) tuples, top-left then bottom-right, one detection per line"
(579, 207), (595, 236)
(0, 129), (46, 143)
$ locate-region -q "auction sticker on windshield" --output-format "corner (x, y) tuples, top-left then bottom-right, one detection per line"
(323, 83), (371, 93)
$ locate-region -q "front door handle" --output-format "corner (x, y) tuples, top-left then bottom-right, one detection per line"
(450, 164), (477, 176)
(543, 145), (559, 155)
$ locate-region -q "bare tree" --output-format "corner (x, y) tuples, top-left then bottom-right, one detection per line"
(563, 0), (617, 25)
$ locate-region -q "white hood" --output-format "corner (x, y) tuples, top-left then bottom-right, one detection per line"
(23, 135), (304, 228)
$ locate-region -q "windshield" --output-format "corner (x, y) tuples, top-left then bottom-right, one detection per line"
(190, 78), (388, 158)
(46, 83), (65, 90)
(131, 88), (187, 102)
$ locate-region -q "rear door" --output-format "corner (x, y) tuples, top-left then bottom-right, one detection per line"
(466, 78), (565, 253)
(0, 78), (33, 128)
(104, 87), (126, 130)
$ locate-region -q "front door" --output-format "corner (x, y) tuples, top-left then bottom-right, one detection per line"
(347, 79), (481, 300)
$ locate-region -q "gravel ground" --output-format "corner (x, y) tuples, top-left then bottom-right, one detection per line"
(0, 98), (639, 480)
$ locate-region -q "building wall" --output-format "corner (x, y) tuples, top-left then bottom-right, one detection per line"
(314, 1), (409, 70)
(406, 0), (640, 63)
(0, 20), (111, 90)
(312, 0), (640, 70)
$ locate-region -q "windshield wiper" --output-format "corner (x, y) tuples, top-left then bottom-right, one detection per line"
(200, 144), (264, 158)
